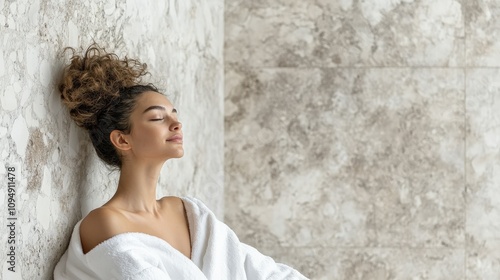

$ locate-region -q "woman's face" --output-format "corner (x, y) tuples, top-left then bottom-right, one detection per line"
(124, 91), (184, 162)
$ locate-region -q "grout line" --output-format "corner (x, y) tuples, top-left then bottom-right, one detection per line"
(463, 68), (467, 280)
(226, 65), (500, 71)
(464, 5), (468, 278)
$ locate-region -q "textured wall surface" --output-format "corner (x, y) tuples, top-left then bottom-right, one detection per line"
(0, 0), (223, 279)
(224, 0), (499, 279)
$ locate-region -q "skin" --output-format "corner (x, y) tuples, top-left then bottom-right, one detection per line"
(79, 91), (191, 258)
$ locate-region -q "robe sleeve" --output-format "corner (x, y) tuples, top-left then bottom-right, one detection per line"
(185, 197), (309, 280)
(240, 243), (308, 280)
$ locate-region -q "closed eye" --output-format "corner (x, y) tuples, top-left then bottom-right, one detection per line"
(147, 108), (177, 122)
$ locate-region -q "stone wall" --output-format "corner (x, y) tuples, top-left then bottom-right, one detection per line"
(224, 0), (498, 278)
(0, 0), (223, 279)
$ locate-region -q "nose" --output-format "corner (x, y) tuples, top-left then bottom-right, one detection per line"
(170, 121), (182, 131)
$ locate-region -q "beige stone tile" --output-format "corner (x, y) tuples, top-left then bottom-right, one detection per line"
(466, 68), (500, 278)
(466, 1), (500, 66)
(225, 67), (377, 248)
(467, 239), (500, 280)
(225, 0), (465, 67)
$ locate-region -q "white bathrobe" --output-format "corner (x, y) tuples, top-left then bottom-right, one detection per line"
(54, 197), (308, 280)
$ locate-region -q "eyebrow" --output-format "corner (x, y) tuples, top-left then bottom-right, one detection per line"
(142, 105), (177, 114)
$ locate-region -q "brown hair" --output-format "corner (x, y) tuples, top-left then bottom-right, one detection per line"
(59, 44), (158, 167)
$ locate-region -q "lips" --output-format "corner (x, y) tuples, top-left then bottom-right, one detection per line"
(166, 134), (183, 142)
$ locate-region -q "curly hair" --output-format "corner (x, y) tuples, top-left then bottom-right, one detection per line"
(59, 44), (158, 167)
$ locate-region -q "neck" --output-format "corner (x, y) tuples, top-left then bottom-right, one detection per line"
(109, 160), (165, 213)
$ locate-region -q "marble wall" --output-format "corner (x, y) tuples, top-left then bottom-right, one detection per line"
(224, 0), (498, 279)
(0, 0), (223, 279)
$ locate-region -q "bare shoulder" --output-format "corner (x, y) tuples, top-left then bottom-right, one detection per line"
(79, 206), (127, 254)
(159, 196), (186, 214)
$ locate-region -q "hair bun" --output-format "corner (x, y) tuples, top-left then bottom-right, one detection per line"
(59, 44), (149, 129)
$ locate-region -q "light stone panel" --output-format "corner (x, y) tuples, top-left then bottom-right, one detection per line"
(0, 0), (224, 279)
(466, 68), (500, 279)
(225, 0), (464, 67)
(225, 67), (465, 253)
(466, 1), (500, 66)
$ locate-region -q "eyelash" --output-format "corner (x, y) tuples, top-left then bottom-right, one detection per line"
(149, 109), (178, 121)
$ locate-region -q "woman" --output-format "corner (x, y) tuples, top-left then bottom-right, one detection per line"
(53, 44), (307, 280)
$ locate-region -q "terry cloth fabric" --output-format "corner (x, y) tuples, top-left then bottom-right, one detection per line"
(54, 197), (308, 280)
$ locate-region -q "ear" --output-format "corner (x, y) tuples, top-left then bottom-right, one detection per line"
(109, 130), (132, 152)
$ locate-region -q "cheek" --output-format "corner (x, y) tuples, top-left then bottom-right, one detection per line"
(132, 126), (165, 145)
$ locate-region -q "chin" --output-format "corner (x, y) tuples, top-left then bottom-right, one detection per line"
(172, 150), (184, 158)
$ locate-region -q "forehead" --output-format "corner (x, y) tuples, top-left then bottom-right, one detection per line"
(135, 91), (172, 109)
